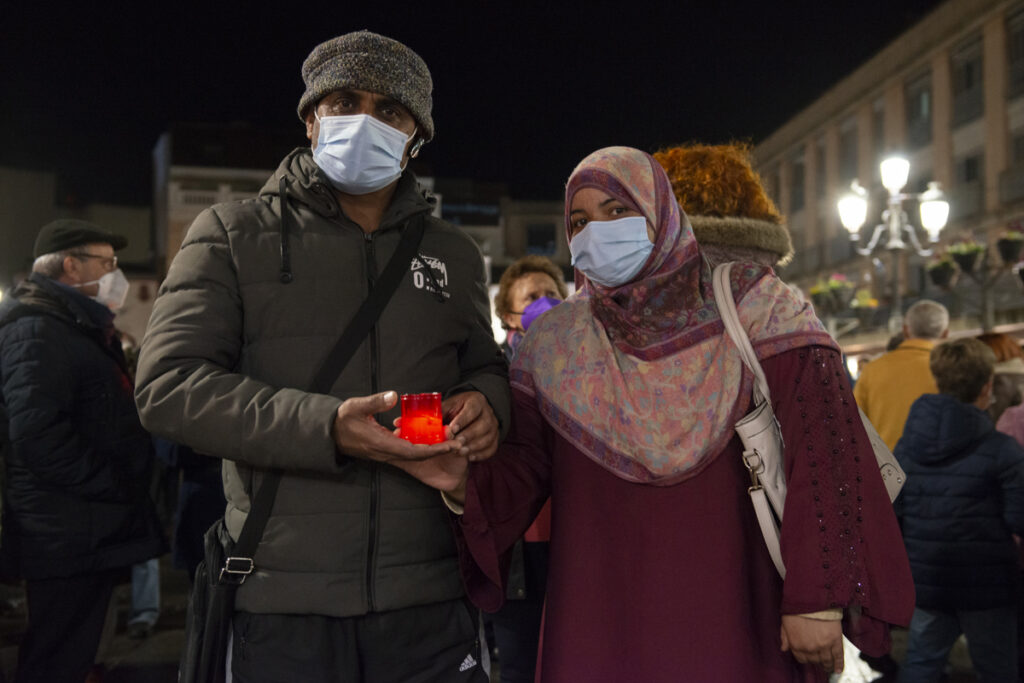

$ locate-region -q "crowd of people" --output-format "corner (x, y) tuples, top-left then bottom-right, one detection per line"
(1, 28), (1023, 683)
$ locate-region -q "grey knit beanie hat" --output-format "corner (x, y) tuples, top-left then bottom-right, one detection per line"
(297, 31), (434, 141)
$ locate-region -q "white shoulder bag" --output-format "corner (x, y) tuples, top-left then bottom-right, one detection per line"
(711, 262), (905, 578)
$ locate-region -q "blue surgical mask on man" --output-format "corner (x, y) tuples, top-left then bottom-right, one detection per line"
(312, 113), (413, 194)
(569, 216), (654, 288)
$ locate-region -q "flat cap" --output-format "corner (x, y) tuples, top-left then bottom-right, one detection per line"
(33, 219), (128, 258)
(297, 31), (434, 141)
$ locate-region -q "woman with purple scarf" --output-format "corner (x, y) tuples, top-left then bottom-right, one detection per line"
(400, 146), (913, 681)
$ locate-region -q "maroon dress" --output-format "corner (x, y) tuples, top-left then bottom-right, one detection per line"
(454, 346), (914, 682)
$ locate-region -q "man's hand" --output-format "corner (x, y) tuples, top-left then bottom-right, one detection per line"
(780, 614), (844, 673)
(443, 391), (500, 462)
(333, 391), (462, 463)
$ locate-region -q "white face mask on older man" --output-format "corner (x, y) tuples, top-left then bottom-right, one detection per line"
(313, 113), (414, 195)
(74, 269), (131, 311)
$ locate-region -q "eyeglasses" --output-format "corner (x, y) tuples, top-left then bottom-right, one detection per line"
(71, 252), (118, 272)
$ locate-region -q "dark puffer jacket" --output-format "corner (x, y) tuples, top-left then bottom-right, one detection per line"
(135, 149), (509, 617)
(0, 274), (165, 579)
(895, 392), (1024, 609)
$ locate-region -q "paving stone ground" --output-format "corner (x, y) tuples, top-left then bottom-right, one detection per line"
(0, 555), (982, 682)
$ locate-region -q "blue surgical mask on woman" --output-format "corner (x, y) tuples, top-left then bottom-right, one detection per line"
(569, 216), (654, 288)
(312, 113), (413, 194)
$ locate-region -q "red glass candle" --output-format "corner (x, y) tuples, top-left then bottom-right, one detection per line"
(400, 392), (445, 445)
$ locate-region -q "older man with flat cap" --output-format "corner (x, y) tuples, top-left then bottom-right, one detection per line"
(0, 219), (165, 683)
(135, 31), (507, 681)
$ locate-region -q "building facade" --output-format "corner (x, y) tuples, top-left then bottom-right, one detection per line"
(152, 123), (305, 275)
(754, 0), (1024, 353)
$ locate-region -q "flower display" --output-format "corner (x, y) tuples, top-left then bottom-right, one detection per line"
(808, 273), (854, 316)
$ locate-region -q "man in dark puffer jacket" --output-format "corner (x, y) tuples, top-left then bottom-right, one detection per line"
(0, 220), (165, 683)
(135, 31), (508, 682)
(895, 337), (1024, 682)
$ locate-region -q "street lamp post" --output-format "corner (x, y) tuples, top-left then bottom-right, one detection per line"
(837, 155), (950, 333)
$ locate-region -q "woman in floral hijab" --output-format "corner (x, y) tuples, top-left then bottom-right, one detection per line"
(403, 146), (913, 682)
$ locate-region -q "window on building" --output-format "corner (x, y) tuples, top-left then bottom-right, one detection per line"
(1013, 131), (1024, 164)
(953, 153), (984, 219)
(815, 138), (827, 198)
(1005, 133), (1024, 202)
(955, 154), (983, 184)
(824, 205), (849, 265)
(905, 71), (932, 149)
(526, 223), (557, 256)
(786, 223), (806, 275)
(790, 150), (806, 212)
(1009, 9), (1024, 98)
(905, 173), (935, 195)
(872, 100), (886, 162)
(839, 119), (858, 184)
(952, 36), (984, 126)
(764, 165), (781, 207)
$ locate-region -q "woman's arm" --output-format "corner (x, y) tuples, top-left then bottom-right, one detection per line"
(763, 344), (914, 658)
(458, 385), (554, 611)
(395, 382), (553, 611)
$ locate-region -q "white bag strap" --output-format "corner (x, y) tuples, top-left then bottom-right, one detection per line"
(712, 263), (771, 407)
(750, 487), (786, 578)
(712, 262), (787, 578)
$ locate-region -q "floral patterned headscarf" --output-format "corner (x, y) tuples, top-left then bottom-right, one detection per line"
(511, 147), (836, 485)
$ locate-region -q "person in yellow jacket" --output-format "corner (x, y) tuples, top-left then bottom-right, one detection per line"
(854, 300), (949, 450)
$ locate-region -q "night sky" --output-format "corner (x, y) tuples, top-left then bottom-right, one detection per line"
(1, 1), (947, 205)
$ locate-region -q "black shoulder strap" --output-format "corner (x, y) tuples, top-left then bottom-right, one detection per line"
(223, 214), (428, 582)
(311, 215), (426, 394)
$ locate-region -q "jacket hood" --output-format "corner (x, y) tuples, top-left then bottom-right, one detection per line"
(690, 215), (795, 267)
(898, 393), (993, 464)
(259, 147), (434, 228)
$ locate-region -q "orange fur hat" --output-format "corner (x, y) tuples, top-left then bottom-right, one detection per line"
(653, 143), (794, 267)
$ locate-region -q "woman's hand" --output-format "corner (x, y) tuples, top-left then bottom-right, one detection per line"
(443, 391), (500, 462)
(780, 614), (843, 673)
(391, 451), (469, 499)
(333, 391), (463, 463)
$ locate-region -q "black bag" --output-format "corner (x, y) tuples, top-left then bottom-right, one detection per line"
(178, 212), (427, 683)
(179, 521), (233, 683)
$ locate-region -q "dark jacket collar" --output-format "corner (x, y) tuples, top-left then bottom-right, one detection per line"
(51, 279), (115, 328)
(15, 273), (113, 330)
(261, 147), (435, 232)
(3, 275), (123, 366)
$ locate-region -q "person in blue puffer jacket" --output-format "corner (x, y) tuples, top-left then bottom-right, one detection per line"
(895, 337), (1024, 682)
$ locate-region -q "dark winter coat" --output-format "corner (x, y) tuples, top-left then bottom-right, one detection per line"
(0, 274), (165, 579)
(894, 392), (1024, 609)
(135, 149), (510, 617)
